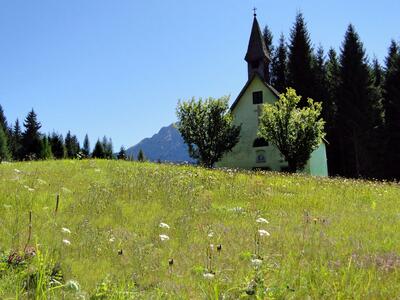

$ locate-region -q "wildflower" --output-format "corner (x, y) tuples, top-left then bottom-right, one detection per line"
(28, 188), (35, 192)
(61, 187), (72, 193)
(61, 227), (71, 234)
(159, 222), (170, 229)
(65, 280), (80, 292)
(3, 204), (12, 209)
(251, 258), (263, 267)
(109, 236), (115, 243)
(209, 244), (214, 251)
(203, 272), (215, 280)
(208, 231), (214, 238)
(14, 169), (21, 173)
(258, 229), (270, 237)
(256, 217), (269, 224)
(37, 179), (47, 185)
(62, 239), (71, 246)
(159, 234), (170, 241)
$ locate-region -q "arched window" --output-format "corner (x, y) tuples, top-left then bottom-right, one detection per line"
(253, 138), (269, 147)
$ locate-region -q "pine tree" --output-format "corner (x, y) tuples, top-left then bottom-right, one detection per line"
(21, 109), (42, 160)
(271, 33), (288, 93)
(336, 25), (381, 177)
(65, 131), (80, 158)
(49, 132), (66, 159)
(117, 146), (127, 160)
(382, 40), (400, 179)
(82, 134), (90, 157)
(312, 46), (329, 115)
(10, 119), (23, 160)
(287, 12), (315, 105)
(0, 126), (10, 162)
(40, 136), (53, 159)
(101, 136), (113, 159)
(0, 105), (7, 132)
(137, 149), (145, 162)
(92, 139), (105, 158)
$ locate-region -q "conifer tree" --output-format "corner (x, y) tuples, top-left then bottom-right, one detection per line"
(117, 146), (127, 160)
(271, 33), (288, 93)
(92, 139), (105, 158)
(383, 40), (400, 179)
(0, 105), (7, 133)
(312, 46), (329, 115)
(10, 119), (23, 160)
(65, 131), (80, 158)
(102, 136), (113, 159)
(21, 109), (42, 160)
(0, 126), (10, 162)
(137, 149), (145, 162)
(82, 134), (90, 157)
(287, 12), (315, 105)
(49, 132), (66, 159)
(336, 25), (381, 177)
(263, 25), (274, 82)
(40, 136), (53, 159)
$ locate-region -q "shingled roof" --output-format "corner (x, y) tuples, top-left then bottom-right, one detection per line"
(244, 16), (271, 63)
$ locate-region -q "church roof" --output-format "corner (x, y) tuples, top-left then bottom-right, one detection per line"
(244, 16), (271, 63)
(230, 73), (280, 111)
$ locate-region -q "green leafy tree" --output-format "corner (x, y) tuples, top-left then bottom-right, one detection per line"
(258, 88), (325, 172)
(271, 33), (288, 93)
(49, 132), (66, 159)
(176, 96), (241, 167)
(0, 126), (10, 162)
(21, 109), (43, 160)
(92, 139), (105, 158)
(82, 134), (90, 157)
(287, 12), (315, 105)
(383, 40), (400, 179)
(137, 149), (145, 162)
(117, 146), (127, 160)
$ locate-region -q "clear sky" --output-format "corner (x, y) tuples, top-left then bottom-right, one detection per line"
(0, 0), (399, 151)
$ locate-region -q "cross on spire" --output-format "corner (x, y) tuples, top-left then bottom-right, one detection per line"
(253, 7), (257, 17)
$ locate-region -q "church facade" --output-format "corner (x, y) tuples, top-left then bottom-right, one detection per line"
(217, 14), (328, 176)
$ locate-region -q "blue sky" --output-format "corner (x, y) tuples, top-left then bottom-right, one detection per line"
(0, 1), (399, 150)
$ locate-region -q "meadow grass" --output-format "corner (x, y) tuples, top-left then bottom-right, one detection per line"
(0, 159), (399, 299)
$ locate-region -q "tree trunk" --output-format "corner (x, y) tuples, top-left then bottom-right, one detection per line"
(287, 159), (297, 173)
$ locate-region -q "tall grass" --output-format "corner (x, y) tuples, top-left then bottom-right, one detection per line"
(0, 160), (399, 298)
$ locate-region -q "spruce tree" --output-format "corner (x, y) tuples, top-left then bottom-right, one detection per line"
(92, 139), (105, 158)
(287, 12), (315, 105)
(101, 136), (113, 159)
(271, 33), (288, 93)
(40, 136), (53, 159)
(312, 46), (329, 116)
(82, 134), (90, 157)
(65, 131), (80, 158)
(0, 126), (10, 162)
(49, 132), (66, 159)
(263, 25), (274, 83)
(21, 109), (42, 160)
(0, 104), (7, 132)
(10, 119), (23, 160)
(117, 146), (127, 160)
(337, 25), (381, 177)
(137, 149), (145, 162)
(383, 41), (400, 179)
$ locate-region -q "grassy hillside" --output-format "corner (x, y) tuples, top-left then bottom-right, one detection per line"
(0, 160), (399, 299)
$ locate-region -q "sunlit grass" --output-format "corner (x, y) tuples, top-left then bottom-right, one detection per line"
(0, 160), (399, 298)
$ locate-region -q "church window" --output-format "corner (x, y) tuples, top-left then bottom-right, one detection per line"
(253, 138), (269, 147)
(253, 91), (263, 104)
(256, 150), (266, 163)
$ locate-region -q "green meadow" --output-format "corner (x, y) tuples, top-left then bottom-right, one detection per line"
(0, 160), (399, 299)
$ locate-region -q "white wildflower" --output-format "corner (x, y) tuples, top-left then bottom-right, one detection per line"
(203, 272), (215, 280)
(109, 236), (115, 243)
(208, 231), (214, 238)
(61, 227), (71, 234)
(28, 188), (35, 192)
(37, 179), (47, 185)
(62, 239), (71, 246)
(251, 258), (263, 267)
(159, 234), (170, 241)
(159, 222), (170, 229)
(94, 168), (101, 172)
(61, 187), (72, 193)
(14, 169), (21, 173)
(258, 229), (270, 237)
(256, 217), (269, 224)
(3, 204), (12, 209)
(65, 279), (80, 292)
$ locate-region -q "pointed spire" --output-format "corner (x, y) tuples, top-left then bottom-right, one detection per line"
(244, 12), (271, 82)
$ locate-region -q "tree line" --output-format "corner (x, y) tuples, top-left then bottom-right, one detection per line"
(262, 12), (400, 180)
(0, 108), (118, 161)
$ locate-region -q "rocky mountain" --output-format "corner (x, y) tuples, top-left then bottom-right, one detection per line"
(125, 124), (195, 163)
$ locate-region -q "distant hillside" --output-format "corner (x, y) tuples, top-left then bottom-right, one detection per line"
(126, 124), (195, 163)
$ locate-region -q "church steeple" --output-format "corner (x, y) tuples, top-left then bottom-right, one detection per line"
(244, 11), (271, 82)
